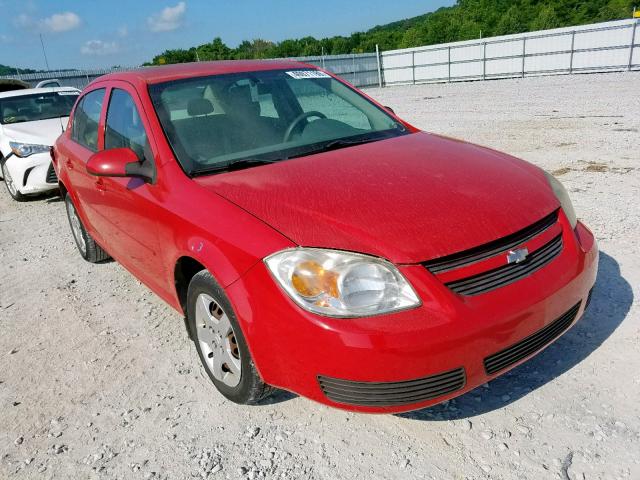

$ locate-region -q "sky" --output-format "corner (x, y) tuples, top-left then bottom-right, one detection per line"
(0, 0), (454, 71)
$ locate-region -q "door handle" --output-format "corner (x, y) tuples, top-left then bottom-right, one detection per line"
(95, 178), (106, 192)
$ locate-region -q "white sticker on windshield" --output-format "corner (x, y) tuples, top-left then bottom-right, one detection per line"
(286, 70), (331, 79)
(57, 91), (79, 96)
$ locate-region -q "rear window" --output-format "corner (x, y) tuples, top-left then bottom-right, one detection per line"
(71, 89), (105, 152)
(0, 91), (79, 125)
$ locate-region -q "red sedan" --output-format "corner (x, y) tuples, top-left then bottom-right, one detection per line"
(53, 61), (597, 413)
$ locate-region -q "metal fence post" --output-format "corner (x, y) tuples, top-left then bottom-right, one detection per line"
(352, 53), (356, 85)
(629, 20), (638, 71)
(482, 42), (486, 80)
(375, 44), (383, 88)
(569, 31), (576, 73)
(447, 46), (451, 82)
(411, 50), (416, 84)
(521, 37), (527, 78)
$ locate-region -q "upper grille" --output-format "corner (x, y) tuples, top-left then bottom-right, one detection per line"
(484, 302), (580, 375)
(444, 234), (563, 296)
(424, 211), (558, 274)
(46, 162), (58, 184)
(318, 367), (466, 407)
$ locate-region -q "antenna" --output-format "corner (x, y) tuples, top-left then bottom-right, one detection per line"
(39, 34), (51, 71)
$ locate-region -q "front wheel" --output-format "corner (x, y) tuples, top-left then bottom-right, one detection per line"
(1, 160), (27, 201)
(187, 270), (274, 404)
(64, 194), (110, 263)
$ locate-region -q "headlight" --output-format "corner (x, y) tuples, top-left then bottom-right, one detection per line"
(543, 170), (577, 228)
(265, 248), (421, 318)
(9, 142), (50, 158)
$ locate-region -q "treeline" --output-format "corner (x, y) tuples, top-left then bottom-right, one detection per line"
(0, 64), (38, 76)
(148, 0), (636, 65)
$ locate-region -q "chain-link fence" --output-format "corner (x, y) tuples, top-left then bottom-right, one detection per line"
(1, 53), (381, 91)
(1, 19), (637, 91)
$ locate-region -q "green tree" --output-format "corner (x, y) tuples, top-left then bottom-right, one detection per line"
(145, 0), (637, 65)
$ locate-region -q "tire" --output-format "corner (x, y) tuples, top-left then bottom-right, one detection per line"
(64, 193), (110, 263)
(187, 270), (274, 404)
(1, 159), (27, 201)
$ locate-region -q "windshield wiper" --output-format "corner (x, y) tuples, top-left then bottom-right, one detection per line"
(288, 135), (389, 160)
(190, 157), (281, 176)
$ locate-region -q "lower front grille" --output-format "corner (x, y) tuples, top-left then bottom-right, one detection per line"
(445, 234), (563, 296)
(318, 367), (466, 407)
(46, 162), (58, 184)
(484, 302), (581, 375)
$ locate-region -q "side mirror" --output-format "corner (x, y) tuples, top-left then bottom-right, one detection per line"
(384, 106), (396, 115)
(86, 148), (153, 182)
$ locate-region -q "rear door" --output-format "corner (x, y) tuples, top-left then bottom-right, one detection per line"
(64, 87), (111, 244)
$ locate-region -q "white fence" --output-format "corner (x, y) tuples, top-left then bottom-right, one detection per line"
(381, 19), (639, 85)
(2, 19), (638, 90)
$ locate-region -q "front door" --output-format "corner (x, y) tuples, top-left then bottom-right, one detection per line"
(96, 82), (165, 293)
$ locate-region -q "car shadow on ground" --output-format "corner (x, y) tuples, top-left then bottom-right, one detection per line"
(398, 251), (633, 421)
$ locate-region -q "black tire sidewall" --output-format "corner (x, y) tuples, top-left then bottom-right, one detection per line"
(64, 194), (91, 260)
(187, 271), (261, 404)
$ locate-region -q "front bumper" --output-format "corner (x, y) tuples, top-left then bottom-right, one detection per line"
(3, 151), (57, 195)
(226, 215), (598, 413)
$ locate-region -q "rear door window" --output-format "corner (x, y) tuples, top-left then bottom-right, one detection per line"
(71, 88), (105, 151)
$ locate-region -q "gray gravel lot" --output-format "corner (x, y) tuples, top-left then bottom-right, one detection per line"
(1, 71), (639, 479)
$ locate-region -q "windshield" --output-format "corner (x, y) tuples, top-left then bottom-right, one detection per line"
(0, 91), (79, 125)
(148, 69), (408, 175)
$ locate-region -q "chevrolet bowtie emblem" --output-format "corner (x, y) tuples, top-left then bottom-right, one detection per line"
(506, 247), (529, 264)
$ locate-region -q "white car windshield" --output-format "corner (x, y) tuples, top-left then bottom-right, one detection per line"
(0, 91), (79, 125)
(149, 69), (407, 176)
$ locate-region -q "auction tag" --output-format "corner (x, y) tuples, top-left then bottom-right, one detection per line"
(286, 70), (331, 79)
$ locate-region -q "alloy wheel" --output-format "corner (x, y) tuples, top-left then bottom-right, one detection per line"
(195, 293), (242, 387)
(66, 198), (87, 255)
(2, 163), (18, 197)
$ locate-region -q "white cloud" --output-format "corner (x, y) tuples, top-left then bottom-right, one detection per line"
(147, 2), (186, 32)
(14, 14), (32, 29)
(117, 26), (128, 38)
(14, 11), (81, 33)
(42, 12), (81, 32)
(81, 40), (120, 56)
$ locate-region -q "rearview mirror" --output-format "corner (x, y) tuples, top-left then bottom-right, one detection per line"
(86, 148), (153, 182)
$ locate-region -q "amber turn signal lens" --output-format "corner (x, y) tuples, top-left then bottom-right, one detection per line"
(291, 261), (339, 298)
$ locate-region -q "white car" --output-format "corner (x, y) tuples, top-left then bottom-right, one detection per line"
(0, 87), (79, 200)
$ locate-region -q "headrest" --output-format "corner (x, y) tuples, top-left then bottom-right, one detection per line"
(187, 98), (214, 116)
(226, 85), (260, 116)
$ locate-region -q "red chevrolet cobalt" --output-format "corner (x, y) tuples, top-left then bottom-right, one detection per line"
(53, 61), (597, 413)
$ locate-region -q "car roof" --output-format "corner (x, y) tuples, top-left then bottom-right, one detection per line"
(90, 60), (314, 86)
(0, 86), (80, 99)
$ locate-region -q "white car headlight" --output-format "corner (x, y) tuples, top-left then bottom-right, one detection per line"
(9, 142), (50, 158)
(543, 170), (577, 228)
(265, 248), (421, 318)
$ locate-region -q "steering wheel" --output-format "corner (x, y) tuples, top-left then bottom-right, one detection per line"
(283, 111), (327, 142)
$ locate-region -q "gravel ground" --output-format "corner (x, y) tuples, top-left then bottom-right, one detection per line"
(1, 72), (639, 480)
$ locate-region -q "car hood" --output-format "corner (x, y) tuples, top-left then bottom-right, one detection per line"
(2, 117), (67, 146)
(195, 132), (559, 264)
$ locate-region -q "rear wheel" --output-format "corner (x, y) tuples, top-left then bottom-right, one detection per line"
(187, 270), (274, 404)
(1, 160), (27, 201)
(64, 194), (110, 263)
